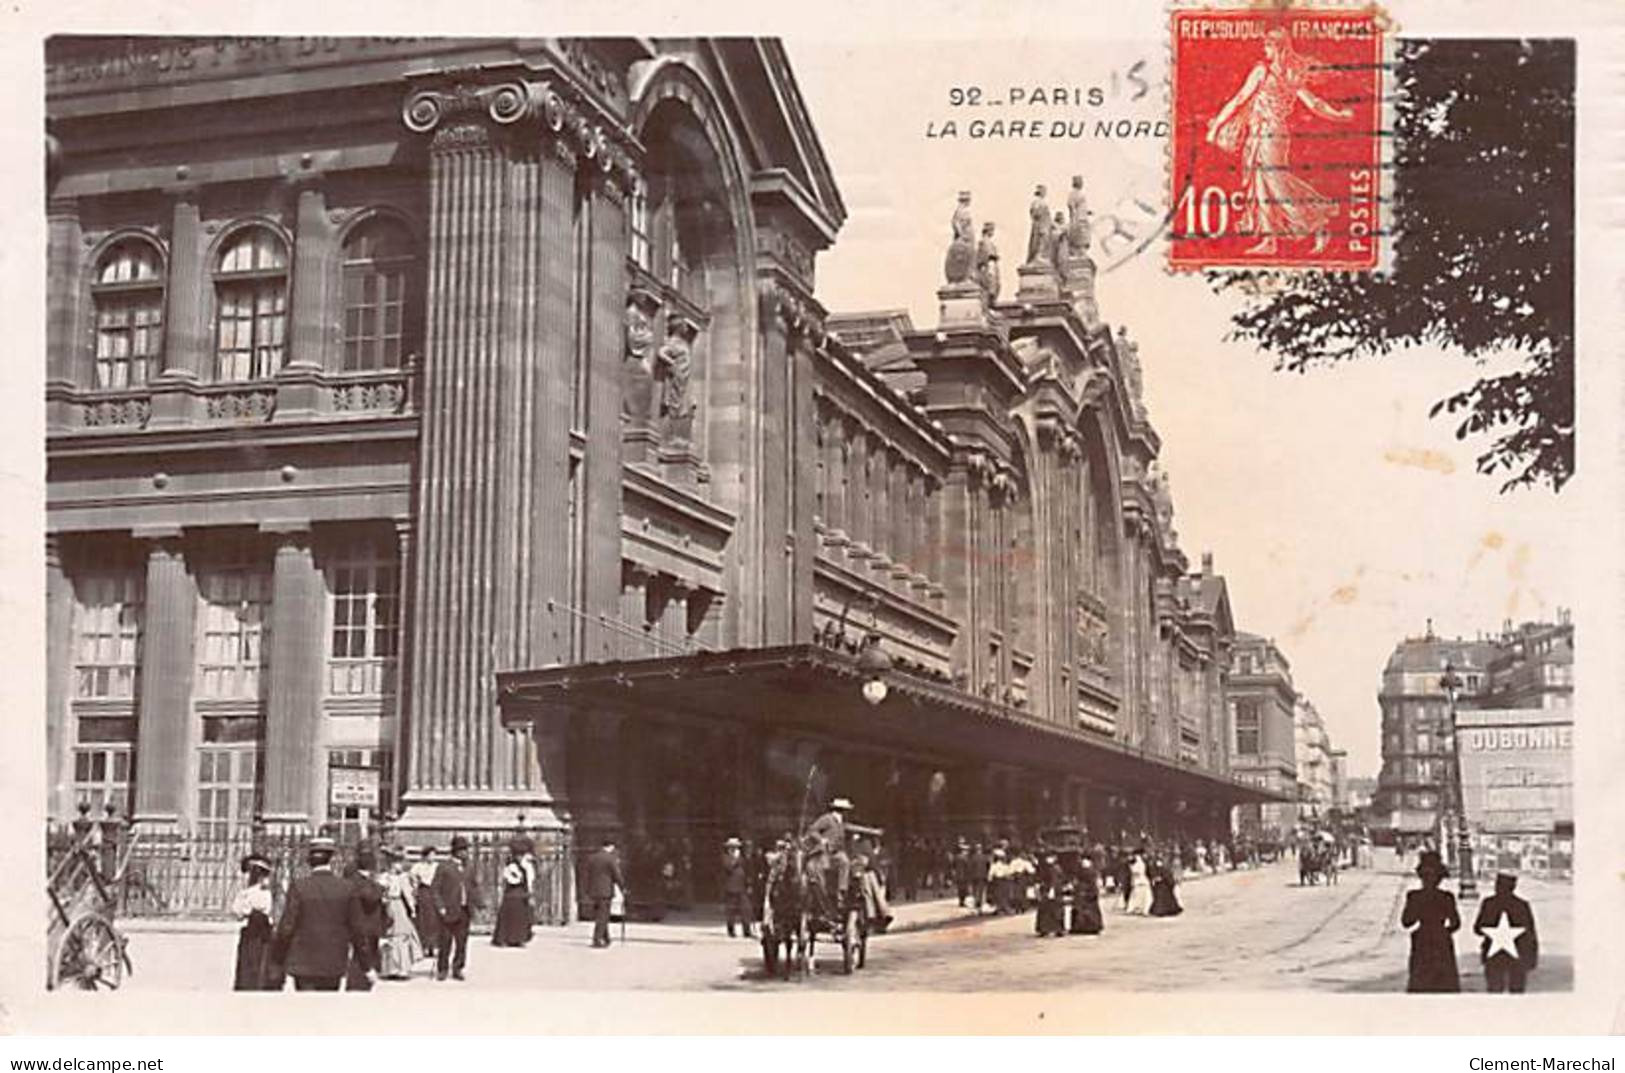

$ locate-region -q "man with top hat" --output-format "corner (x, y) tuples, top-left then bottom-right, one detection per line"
(430, 833), (481, 980)
(806, 796), (854, 916)
(1473, 870), (1539, 993)
(585, 834), (627, 948)
(720, 836), (752, 938)
(271, 835), (371, 991)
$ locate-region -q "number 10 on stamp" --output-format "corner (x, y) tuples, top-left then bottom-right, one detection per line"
(1169, 9), (1384, 271)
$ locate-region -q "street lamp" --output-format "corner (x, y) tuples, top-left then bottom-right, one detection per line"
(857, 631), (893, 706)
(1439, 661), (1478, 901)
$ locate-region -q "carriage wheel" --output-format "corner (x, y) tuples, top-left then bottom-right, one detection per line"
(53, 916), (125, 991)
(841, 908), (858, 974)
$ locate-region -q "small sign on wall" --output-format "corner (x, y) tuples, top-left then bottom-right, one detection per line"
(329, 765), (380, 809)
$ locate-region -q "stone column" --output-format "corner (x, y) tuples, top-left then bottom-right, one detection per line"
(132, 529), (195, 829)
(823, 409), (848, 542)
(401, 77), (623, 832)
(847, 425), (871, 557)
(46, 535), (74, 819)
(261, 524), (324, 829)
(392, 520), (413, 809)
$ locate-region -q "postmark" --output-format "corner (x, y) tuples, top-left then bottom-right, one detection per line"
(1169, 8), (1385, 271)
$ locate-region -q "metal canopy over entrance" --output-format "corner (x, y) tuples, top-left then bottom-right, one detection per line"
(497, 643), (1284, 808)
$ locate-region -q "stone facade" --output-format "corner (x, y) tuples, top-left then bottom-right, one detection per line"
(45, 37), (1271, 892)
(1226, 633), (1299, 839)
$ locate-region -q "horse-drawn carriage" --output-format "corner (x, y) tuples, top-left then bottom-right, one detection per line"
(1298, 832), (1339, 886)
(759, 822), (882, 978)
(46, 830), (135, 990)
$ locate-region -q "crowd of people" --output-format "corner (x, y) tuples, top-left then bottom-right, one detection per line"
(231, 833), (532, 990)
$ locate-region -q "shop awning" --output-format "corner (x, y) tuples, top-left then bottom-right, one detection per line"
(496, 643), (1286, 806)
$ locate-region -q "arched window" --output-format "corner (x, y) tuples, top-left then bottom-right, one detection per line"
(92, 240), (164, 389)
(341, 217), (417, 371)
(214, 227), (288, 382)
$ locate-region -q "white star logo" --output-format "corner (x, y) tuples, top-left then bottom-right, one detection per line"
(1482, 912), (1526, 958)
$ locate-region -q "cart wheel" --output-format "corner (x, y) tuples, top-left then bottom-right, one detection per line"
(841, 909), (858, 974)
(53, 915), (125, 991)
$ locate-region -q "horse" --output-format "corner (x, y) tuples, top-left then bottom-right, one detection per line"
(760, 847), (810, 980)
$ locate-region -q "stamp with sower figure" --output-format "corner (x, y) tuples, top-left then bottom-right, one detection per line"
(1170, 8), (1385, 271)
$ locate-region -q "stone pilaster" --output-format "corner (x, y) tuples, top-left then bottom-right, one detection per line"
(755, 282), (793, 644)
(791, 333), (817, 641)
(261, 524), (324, 829)
(150, 187), (205, 429)
(584, 175), (629, 661)
(132, 530), (195, 829)
(46, 534), (73, 819)
(619, 562), (652, 659)
(46, 198), (82, 416)
(274, 178), (329, 420)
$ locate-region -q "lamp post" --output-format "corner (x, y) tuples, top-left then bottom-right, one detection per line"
(1439, 661), (1478, 901)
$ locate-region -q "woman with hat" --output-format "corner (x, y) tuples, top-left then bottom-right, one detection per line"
(378, 847), (422, 980)
(493, 836), (536, 948)
(231, 852), (275, 990)
(1401, 849), (1461, 992)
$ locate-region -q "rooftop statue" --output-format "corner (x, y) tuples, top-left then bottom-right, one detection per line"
(944, 190), (976, 285)
(975, 222), (1001, 301)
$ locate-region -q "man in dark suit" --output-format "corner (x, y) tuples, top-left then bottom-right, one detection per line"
(585, 835), (626, 948)
(345, 844), (386, 991)
(720, 837), (751, 938)
(271, 836), (370, 991)
(431, 833), (481, 981)
(1473, 871), (1540, 993)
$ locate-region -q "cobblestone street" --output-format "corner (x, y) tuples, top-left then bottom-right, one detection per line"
(113, 852), (1569, 995)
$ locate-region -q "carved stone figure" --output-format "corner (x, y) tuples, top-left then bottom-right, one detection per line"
(944, 190), (976, 285)
(1050, 211), (1069, 275)
(1065, 174), (1093, 259)
(975, 222), (1001, 301)
(1026, 184), (1052, 266)
(622, 296), (657, 424)
(657, 318), (698, 440)
(1115, 326), (1147, 421)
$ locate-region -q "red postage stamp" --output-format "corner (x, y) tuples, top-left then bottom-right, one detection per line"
(1169, 8), (1385, 271)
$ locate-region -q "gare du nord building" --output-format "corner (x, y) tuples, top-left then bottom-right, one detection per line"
(45, 35), (1275, 902)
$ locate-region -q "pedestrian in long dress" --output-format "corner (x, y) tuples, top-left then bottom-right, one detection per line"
(493, 841), (535, 947)
(378, 848), (422, 980)
(412, 846), (442, 963)
(1402, 850), (1461, 992)
(1125, 852), (1153, 915)
(231, 853), (275, 990)
(1148, 857), (1183, 917)
(1069, 854), (1104, 935)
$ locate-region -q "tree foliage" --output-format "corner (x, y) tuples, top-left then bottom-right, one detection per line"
(1208, 39), (1575, 491)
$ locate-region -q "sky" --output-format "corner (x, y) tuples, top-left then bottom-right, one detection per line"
(785, 34), (1579, 779)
